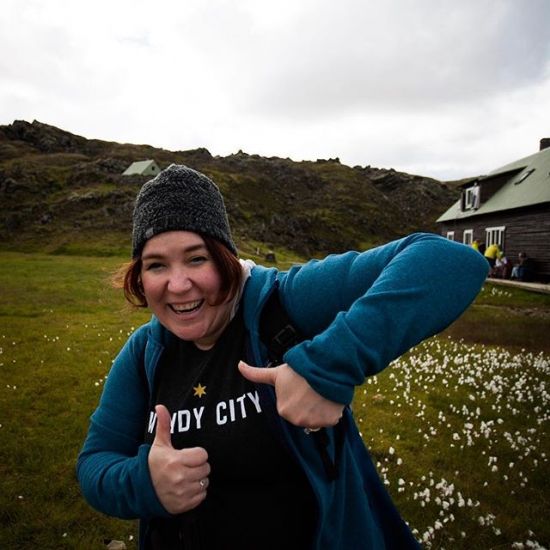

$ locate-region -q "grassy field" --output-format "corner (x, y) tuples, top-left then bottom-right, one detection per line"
(0, 251), (549, 549)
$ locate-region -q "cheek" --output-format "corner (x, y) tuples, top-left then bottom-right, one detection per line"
(204, 270), (224, 299)
(141, 275), (160, 302)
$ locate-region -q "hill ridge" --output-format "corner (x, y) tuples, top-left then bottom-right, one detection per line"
(0, 119), (459, 257)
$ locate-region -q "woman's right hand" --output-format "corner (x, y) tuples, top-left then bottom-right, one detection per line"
(148, 404), (210, 514)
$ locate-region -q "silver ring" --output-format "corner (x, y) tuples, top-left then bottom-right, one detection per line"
(199, 479), (206, 489)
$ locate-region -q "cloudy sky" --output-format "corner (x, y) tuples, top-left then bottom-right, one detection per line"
(1, 0), (549, 180)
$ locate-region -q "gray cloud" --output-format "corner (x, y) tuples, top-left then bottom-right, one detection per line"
(233, 0), (550, 118)
(0, 0), (548, 180)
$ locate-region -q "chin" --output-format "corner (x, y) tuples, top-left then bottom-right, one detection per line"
(171, 327), (203, 342)
(158, 318), (202, 342)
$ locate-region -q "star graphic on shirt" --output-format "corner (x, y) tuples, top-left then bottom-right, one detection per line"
(193, 383), (207, 398)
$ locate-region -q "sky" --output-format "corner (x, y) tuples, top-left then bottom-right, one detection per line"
(1, 0), (549, 181)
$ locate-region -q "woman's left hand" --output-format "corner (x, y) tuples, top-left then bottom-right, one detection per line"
(238, 360), (344, 429)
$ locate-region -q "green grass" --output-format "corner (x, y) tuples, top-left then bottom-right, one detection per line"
(0, 252), (149, 548)
(356, 339), (549, 548)
(238, 239), (313, 268)
(443, 283), (550, 353)
(0, 252), (549, 549)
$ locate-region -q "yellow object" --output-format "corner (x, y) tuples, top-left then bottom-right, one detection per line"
(484, 243), (501, 259)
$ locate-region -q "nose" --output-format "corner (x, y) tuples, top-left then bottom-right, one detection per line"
(167, 268), (193, 293)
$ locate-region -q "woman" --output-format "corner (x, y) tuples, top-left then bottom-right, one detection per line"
(77, 164), (489, 549)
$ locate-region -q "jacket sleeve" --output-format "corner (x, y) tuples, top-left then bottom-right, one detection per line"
(76, 325), (169, 519)
(280, 233), (488, 404)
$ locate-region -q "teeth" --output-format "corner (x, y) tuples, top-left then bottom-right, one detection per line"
(170, 300), (202, 313)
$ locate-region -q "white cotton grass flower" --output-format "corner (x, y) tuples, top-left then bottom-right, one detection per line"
(357, 336), (549, 548)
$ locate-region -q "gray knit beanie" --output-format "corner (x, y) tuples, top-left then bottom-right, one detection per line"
(132, 164), (237, 258)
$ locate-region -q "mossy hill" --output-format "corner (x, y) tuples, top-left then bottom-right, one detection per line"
(0, 119), (459, 258)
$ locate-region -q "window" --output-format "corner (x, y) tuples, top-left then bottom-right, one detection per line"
(485, 226), (505, 248)
(463, 185), (480, 210)
(514, 168), (534, 184)
(463, 229), (473, 245)
(446, 231), (455, 241)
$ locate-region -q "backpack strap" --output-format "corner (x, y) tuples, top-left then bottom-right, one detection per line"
(259, 285), (343, 481)
(260, 286), (303, 367)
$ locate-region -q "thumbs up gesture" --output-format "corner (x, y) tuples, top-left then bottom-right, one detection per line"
(238, 361), (344, 430)
(148, 404), (210, 514)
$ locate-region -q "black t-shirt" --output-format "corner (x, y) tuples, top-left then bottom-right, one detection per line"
(143, 307), (317, 549)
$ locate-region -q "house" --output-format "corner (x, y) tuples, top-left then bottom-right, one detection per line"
(436, 139), (550, 282)
(122, 159), (161, 177)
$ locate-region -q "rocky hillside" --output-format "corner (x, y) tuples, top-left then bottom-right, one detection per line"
(0, 120), (459, 258)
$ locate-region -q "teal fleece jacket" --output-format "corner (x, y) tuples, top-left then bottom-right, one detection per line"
(77, 233), (489, 549)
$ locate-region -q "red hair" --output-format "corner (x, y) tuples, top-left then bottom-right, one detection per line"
(115, 234), (242, 308)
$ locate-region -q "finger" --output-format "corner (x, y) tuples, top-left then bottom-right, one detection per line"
(185, 490), (208, 512)
(183, 463), (211, 487)
(238, 360), (277, 386)
(180, 447), (209, 468)
(198, 477), (209, 491)
(152, 404), (173, 448)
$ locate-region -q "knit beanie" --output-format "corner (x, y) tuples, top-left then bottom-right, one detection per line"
(132, 164), (237, 258)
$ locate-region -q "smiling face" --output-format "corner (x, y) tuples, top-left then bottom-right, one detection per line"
(140, 231), (234, 349)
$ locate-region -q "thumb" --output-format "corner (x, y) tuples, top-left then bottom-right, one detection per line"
(238, 360), (277, 386)
(152, 404), (173, 448)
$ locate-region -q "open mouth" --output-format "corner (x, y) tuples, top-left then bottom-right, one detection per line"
(169, 300), (204, 314)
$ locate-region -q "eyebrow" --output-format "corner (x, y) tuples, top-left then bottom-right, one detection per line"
(141, 243), (208, 261)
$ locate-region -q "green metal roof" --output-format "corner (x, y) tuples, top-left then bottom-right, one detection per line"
(437, 147), (550, 222)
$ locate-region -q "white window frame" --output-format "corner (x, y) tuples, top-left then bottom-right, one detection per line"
(446, 231), (455, 241)
(464, 186), (480, 210)
(485, 226), (505, 248)
(463, 229), (474, 245)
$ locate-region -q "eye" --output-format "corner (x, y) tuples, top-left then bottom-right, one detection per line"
(189, 255), (209, 265)
(144, 262), (164, 271)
